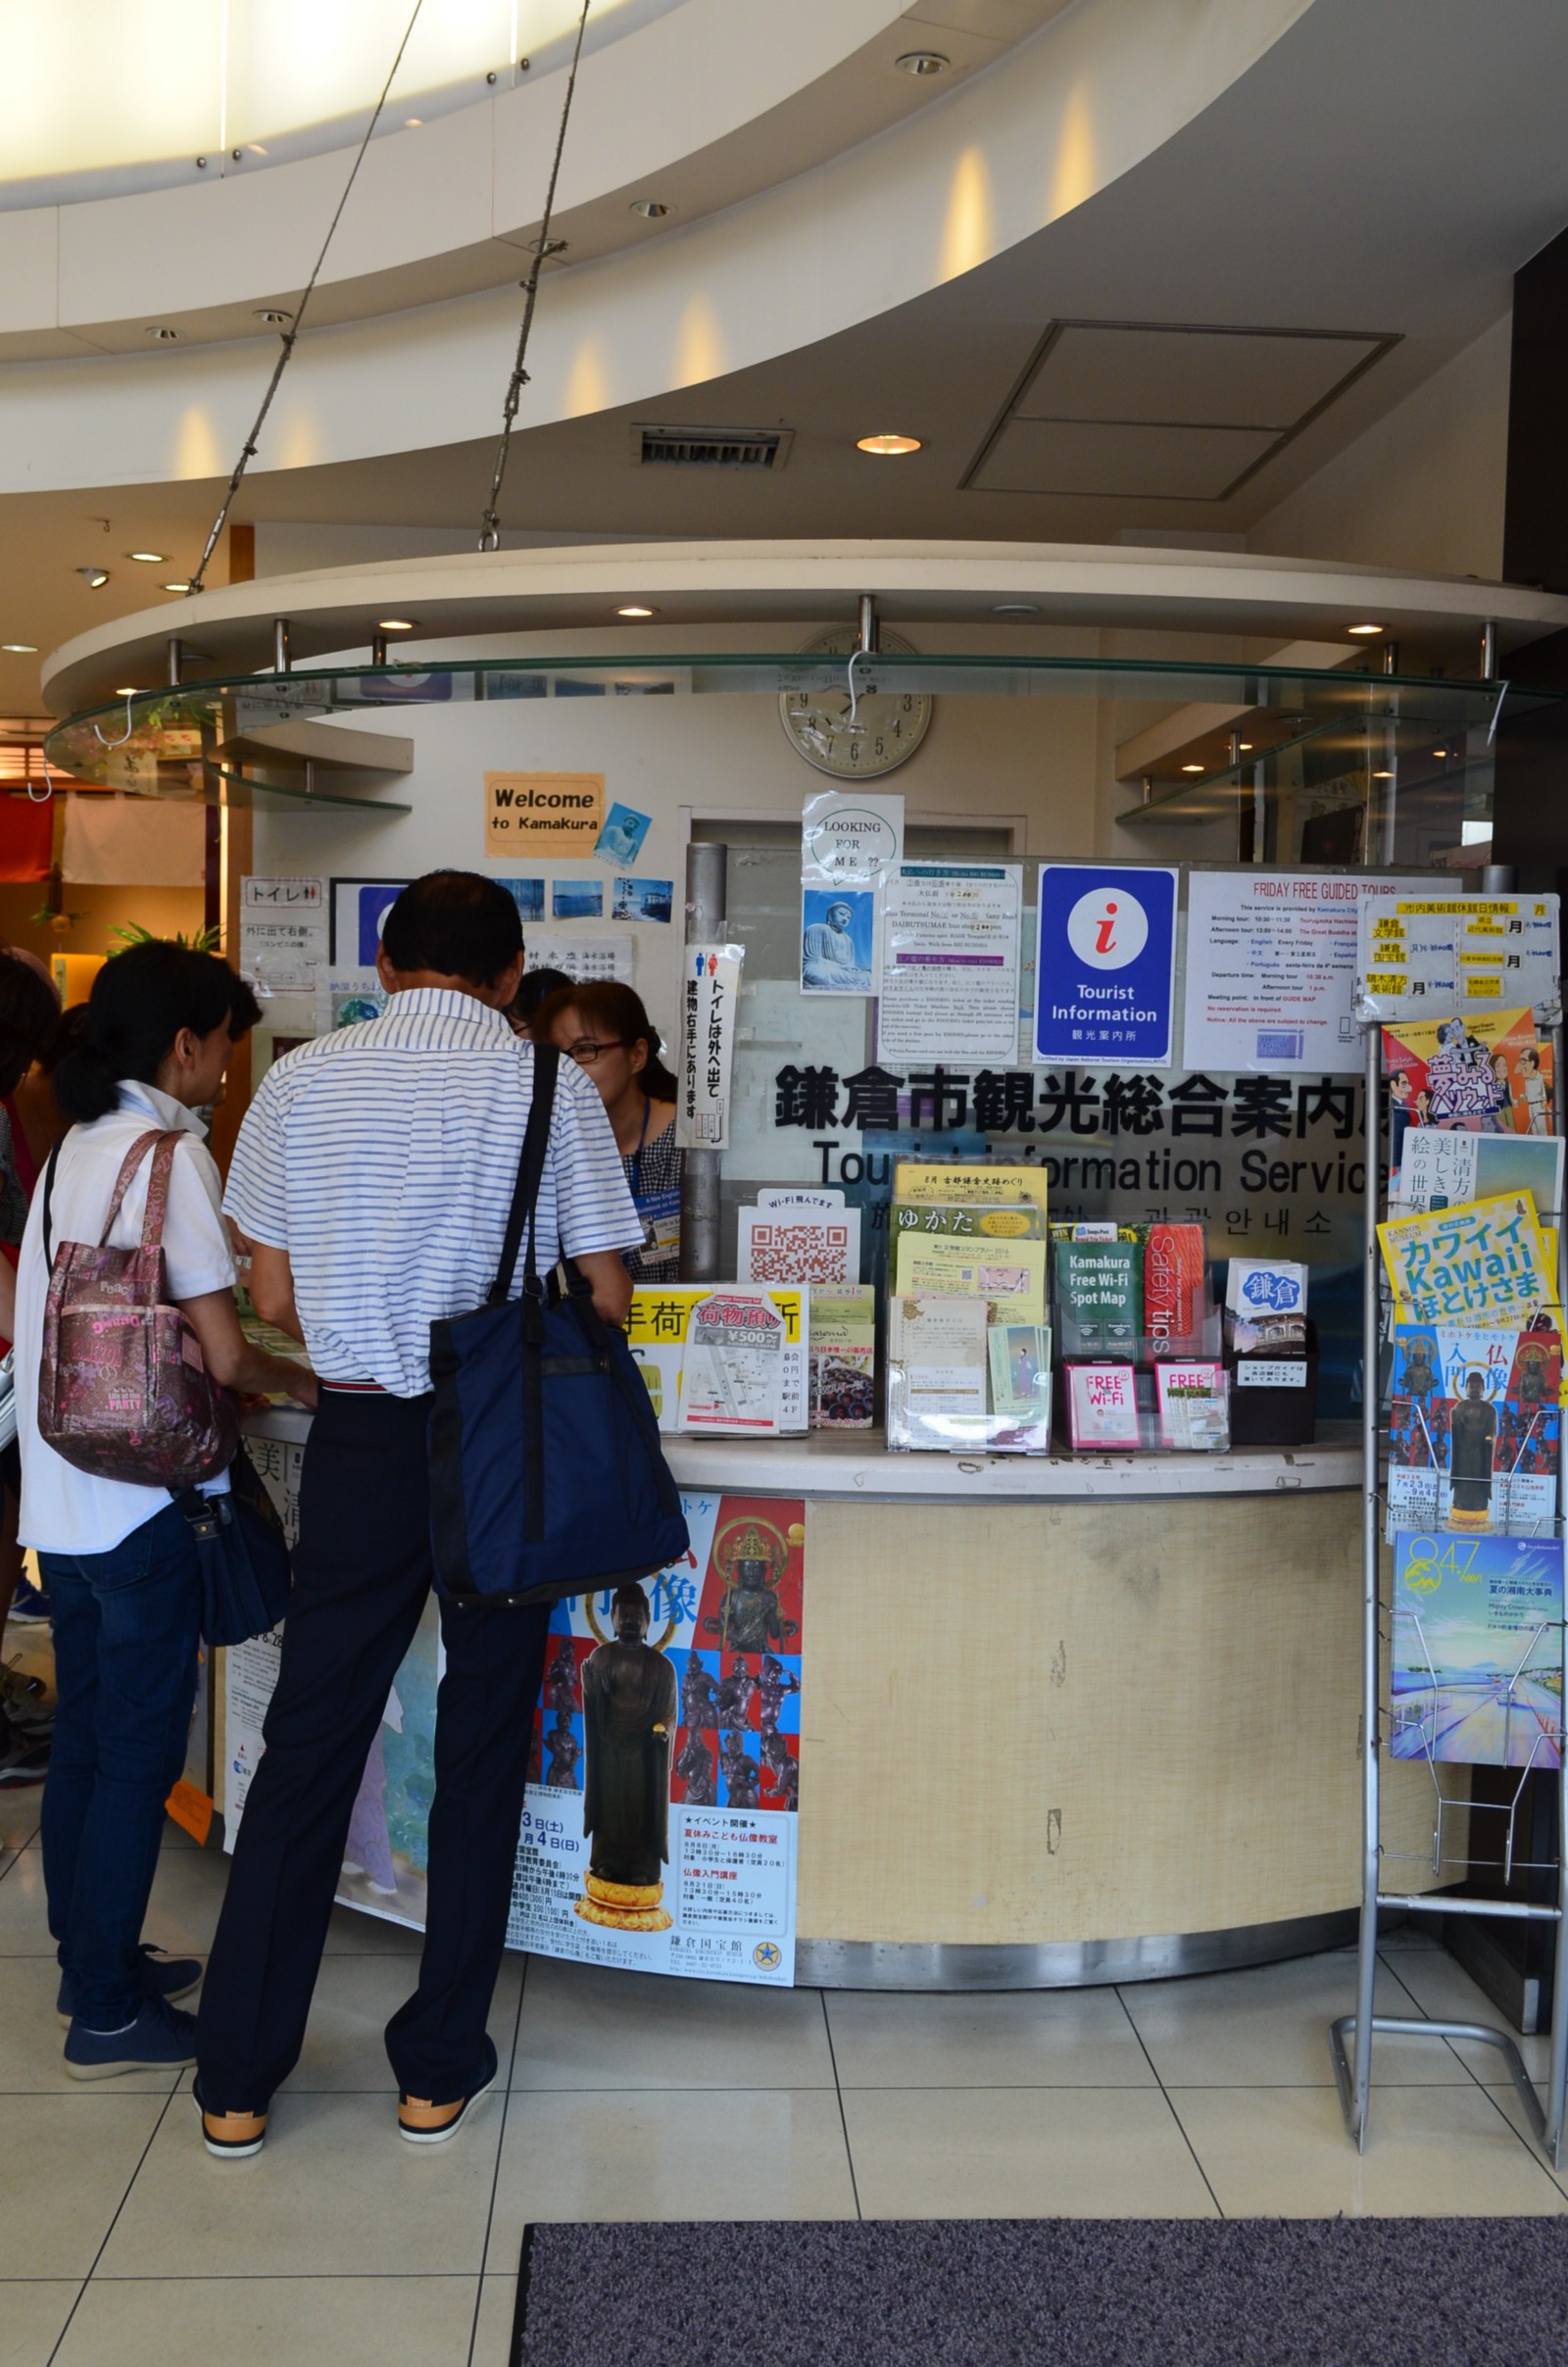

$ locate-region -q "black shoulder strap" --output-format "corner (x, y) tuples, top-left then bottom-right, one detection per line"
(489, 1042), (561, 1307)
(40, 1138), (64, 1274)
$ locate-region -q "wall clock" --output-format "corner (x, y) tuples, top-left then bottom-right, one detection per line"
(778, 626), (933, 779)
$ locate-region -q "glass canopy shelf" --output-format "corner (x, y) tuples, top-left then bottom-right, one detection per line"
(45, 652), (1558, 863)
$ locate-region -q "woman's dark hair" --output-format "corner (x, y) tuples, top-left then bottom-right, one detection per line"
(509, 966), (572, 1028)
(54, 941), (262, 1123)
(534, 980), (680, 1102)
(0, 951), (61, 1099)
(381, 870), (523, 987)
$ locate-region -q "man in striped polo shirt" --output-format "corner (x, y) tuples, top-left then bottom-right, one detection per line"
(195, 872), (641, 2156)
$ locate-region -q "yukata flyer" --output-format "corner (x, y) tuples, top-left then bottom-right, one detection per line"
(507, 1492), (806, 1987)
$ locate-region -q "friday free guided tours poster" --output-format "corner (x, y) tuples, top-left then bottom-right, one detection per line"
(506, 1492), (806, 1987)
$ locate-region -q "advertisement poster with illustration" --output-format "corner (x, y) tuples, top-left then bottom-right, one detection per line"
(1384, 1009), (1554, 1190)
(1391, 1530), (1563, 1770)
(507, 1493), (804, 1987)
(1387, 1321), (1561, 1540)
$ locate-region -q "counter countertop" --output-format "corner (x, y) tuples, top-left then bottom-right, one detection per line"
(241, 1405), (1358, 1502)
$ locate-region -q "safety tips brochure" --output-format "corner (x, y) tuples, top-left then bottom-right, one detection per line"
(1391, 1531), (1563, 1770)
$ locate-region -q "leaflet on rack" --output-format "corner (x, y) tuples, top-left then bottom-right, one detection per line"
(1387, 1321), (1561, 1539)
(1390, 1531), (1564, 1770)
(1378, 1193), (1556, 1327)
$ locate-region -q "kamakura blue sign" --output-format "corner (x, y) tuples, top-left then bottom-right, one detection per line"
(1035, 863), (1179, 1067)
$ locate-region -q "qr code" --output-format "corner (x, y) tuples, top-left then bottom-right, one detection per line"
(748, 1222), (850, 1284)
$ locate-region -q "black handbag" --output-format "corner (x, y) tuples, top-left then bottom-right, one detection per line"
(428, 1042), (690, 1609)
(178, 1446), (293, 1647)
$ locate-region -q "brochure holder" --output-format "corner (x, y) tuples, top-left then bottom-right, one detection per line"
(1331, 941), (1568, 2167)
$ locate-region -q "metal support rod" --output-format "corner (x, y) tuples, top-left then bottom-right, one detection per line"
(1382, 640), (1399, 676)
(371, 631), (388, 667)
(1481, 619), (1498, 679)
(273, 618), (292, 673)
(167, 637), (184, 689)
(680, 840), (727, 1283)
(1346, 1015), (1383, 2150)
(858, 594), (879, 655)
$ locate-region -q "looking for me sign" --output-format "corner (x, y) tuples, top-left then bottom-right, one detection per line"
(484, 771), (605, 859)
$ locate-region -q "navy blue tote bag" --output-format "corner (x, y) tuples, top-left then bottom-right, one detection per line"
(427, 1043), (689, 1608)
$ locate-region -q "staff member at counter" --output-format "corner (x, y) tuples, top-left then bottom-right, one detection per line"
(538, 981), (683, 1283)
(195, 873), (642, 2157)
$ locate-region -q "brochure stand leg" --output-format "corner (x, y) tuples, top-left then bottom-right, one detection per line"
(1329, 1015), (1568, 2166)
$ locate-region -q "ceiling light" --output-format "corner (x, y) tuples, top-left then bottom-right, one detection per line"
(1347, 622), (1385, 635)
(991, 603), (1039, 617)
(145, 324), (179, 342)
(629, 200), (670, 220)
(896, 50), (949, 74)
(75, 567), (110, 588)
(376, 617), (416, 631)
(126, 550), (165, 564)
(1238, 741), (1253, 751)
(403, 118), (422, 127)
(1372, 768), (1395, 779)
(1, 643), (37, 654)
(161, 579), (191, 593)
(1433, 747), (1448, 759)
(857, 433), (922, 456)
(1181, 763), (1204, 773)
(615, 605), (656, 617)
(253, 308), (293, 326)
(114, 685), (139, 696)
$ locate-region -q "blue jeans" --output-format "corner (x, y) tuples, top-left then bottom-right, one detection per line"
(38, 1502), (202, 2029)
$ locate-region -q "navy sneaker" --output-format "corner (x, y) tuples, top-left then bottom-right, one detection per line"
(63, 1994), (198, 2081)
(57, 1944), (203, 2028)
(397, 2036), (499, 2145)
(6, 1573), (51, 1627)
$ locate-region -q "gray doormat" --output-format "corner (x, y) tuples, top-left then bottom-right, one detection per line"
(513, 2217), (1568, 2365)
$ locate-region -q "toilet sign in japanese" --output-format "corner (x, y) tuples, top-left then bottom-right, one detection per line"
(677, 943), (743, 1151)
(1035, 863), (1179, 1067)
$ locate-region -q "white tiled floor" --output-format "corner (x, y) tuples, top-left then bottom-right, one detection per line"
(4, 1811), (1566, 2367)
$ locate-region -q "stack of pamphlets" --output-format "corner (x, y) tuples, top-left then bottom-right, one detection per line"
(886, 1159), (1052, 1451)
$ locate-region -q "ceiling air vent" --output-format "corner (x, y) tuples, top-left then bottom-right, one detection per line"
(632, 423), (793, 470)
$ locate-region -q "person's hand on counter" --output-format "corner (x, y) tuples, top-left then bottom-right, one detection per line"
(176, 1287), (318, 1412)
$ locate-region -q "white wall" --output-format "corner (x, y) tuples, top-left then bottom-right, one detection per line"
(1247, 315), (1512, 582)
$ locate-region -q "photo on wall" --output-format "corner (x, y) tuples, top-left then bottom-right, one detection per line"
(554, 877), (605, 920)
(801, 886), (875, 995)
(612, 876), (674, 923)
(498, 878), (546, 922)
(329, 878), (411, 965)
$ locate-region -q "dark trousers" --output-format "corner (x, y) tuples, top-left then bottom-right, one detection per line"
(38, 1501), (203, 2028)
(196, 1391), (550, 2110)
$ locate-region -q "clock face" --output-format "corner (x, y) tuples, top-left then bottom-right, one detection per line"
(778, 627), (933, 779)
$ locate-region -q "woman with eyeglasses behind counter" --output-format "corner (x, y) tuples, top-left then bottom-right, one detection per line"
(536, 981), (682, 1283)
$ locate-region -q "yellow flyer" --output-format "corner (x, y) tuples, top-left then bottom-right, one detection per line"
(891, 1229), (1048, 1324)
(626, 1285), (807, 1433)
(893, 1159), (1049, 1221)
(1378, 1191), (1556, 1326)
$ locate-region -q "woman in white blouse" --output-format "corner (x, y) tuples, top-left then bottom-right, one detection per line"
(14, 942), (315, 2081)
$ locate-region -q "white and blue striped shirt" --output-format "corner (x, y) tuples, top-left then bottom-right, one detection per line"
(224, 987), (641, 1396)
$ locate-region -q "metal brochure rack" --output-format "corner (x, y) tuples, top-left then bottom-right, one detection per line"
(1330, 957), (1568, 2164)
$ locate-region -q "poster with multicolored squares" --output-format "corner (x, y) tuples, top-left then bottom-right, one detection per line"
(506, 1492), (805, 1987)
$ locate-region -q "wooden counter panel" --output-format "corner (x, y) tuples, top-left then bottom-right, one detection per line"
(795, 1494), (1450, 1948)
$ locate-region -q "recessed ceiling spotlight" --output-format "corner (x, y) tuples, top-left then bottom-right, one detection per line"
(857, 433), (922, 456)
(145, 324), (179, 342)
(161, 579), (191, 593)
(629, 200), (670, 220)
(376, 617), (416, 631)
(1181, 763), (1204, 773)
(403, 117), (423, 127)
(1372, 768), (1395, 779)
(114, 685), (139, 696)
(991, 602), (1039, 617)
(1238, 741), (1253, 751)
(126, 550), (166, 564)
(896, 49), (949, 74)
(1347, 621), (1385, 635)
(1, 642), (36, 654)
(1432, 747), (1448, 759)
(75, 567), (110, 588)
(615, 605), (656, 618)
(253, 308), (293, 325)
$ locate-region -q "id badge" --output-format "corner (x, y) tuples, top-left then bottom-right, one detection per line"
(634, 1183), (682, 1261)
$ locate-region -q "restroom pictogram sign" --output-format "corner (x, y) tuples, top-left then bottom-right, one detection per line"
(1034, 863), (1179, 1067)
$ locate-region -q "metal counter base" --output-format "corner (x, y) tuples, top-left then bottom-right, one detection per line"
(796, 1910), (1358, 1992)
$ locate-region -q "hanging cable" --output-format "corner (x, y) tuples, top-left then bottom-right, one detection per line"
(186, 0), (426, 599)
(478, 0), (592, 552)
